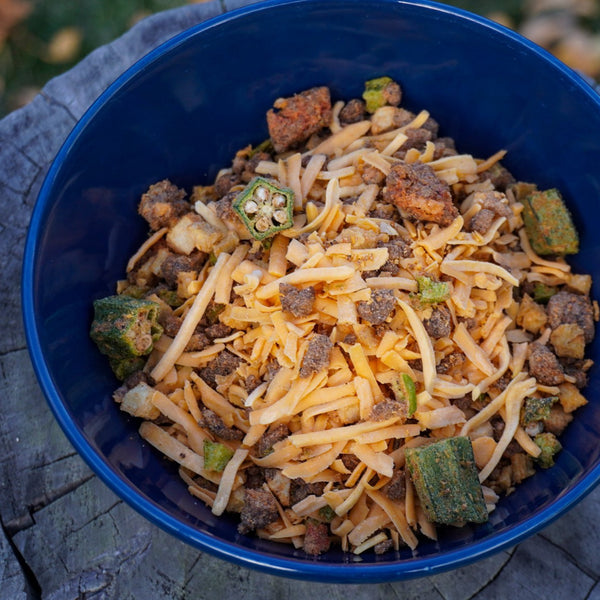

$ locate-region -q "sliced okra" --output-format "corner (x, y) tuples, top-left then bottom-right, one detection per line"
(90, 295), (163, 363)
(232, 176), (294, 241)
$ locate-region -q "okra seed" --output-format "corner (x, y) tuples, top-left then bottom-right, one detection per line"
(243, 200), (259, 214)
(254, 186), (268, 202)
(272, 194), (287, 208)
(273, 209), (288, 224)
(255, 217), (270, 232)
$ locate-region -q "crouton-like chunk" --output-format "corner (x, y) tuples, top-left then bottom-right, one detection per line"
(120, 382), (160, 419)
(516, 293), (548, 334)
(383, 161), (458, 226)
(558, 382), (588, 413)
(166, 213), (222, 255)
(138, 179), (188, 230)
(267, 86), (332, 153)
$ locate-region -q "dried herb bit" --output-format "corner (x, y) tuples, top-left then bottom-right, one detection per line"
(534, 432), (562, 468)
(520, 396), (558, 427)
(232, 176), (294, 240)
(362, 76), (401, 113)
(109, 356), (147, 381)
(415, 276), (450, 305)
(533, 282), (558, 304)
(318, 505), (336, 522)
(522, 188), (579, 256)
(391, 373), (417, 417)
(203, 440), (234, 472)
(405, 437), (488, 525)
(90, 295), (163, 379)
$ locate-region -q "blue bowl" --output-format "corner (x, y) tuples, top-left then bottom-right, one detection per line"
(22, 0), (600, 582)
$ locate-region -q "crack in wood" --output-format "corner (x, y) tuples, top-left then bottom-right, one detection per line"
(3, 473), (96, 536)
(465, 549), (516, 599)
(539, 532), (598, 580)
(0, 517), (42, 599)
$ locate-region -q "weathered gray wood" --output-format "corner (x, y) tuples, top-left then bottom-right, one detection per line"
(0, 0), (599, 598)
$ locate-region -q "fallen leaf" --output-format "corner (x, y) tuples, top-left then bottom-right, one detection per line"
(45, 26), (83, 64)
(0, 0), (32, 46)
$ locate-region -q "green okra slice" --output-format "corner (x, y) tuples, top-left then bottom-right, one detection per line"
(520, 396), (557, 427)
(405, 436), (488, 525)
(90, 295), (163, 363)
(203, 440), (234, 472)
(390, 373), (417, 417)
(232, 177), (294, 241)
(108, 356), (147, 381)
(415, 276), (450, 305)
(533, 282), (558, 304)
(521, 188), (579, 256)
(362, 76), (399, 113)
(534, 432), (562, 468)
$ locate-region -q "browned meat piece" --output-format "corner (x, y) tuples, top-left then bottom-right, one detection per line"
(423, 306), (452, 339)
(303, 520), (331, 556)
(204, 323), (232, 340)
(238, 488), (279, 534)
(201, 408), (243, 441)
(290, 479), (326, 505)
(502, 439), (523, 459)
(469, 208), (495, 234)
(339, 98), (366, 125)
(160, 251), (205, 287)
(374, 539), (394, 554)
(264, 359), (281, 382)
(528, 344), (565, 385)
(421, 116), (439, 136)
(370, 399), (407, 422)
(452, 394), (476, 419)
(562, 361), (588, 389)
(378, 261), (401, 277)
(244, 466), (266, 489)
(547, 291), (595, 344)
(458, 316), (477, 330)
(489, 374), (512, 396)
(256, 423), (289, 458)
(478, 191), (512, 219)
(490, 415), (505, 442)
(383, 162), (458, 226)
(479, 163), (515, 191)
(159, 312), (182, 338)
(185, 330), (210, 351)
(384, 469), (406, 500)
(299, 334), (333, 378)
(378, 238), (412, 260)
(198, 349), (242, 387)
(437, 352), (465, 375)
(138, 180), (189, 231)
(542, 404), (573, 436)
(214, 172), (240, 197)
(360, 164), (385, 185)
(393, 128), (432, 159)
(266, 86), (332, 153)
(232, 148), (273, 183)
(433, 137), (457, 159)
(391, 108), (415, 128)
(279, 283), (316, 317)
(357, 289), (396, 325)
(340, 453), (360, 472)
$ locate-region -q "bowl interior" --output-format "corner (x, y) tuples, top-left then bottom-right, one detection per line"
(23, 0), (600, 581)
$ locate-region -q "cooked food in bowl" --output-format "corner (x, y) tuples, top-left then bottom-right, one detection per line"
(88, 77), (595, 557)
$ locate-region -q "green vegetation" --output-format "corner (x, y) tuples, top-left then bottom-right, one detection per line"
(2, 0), (599, 117)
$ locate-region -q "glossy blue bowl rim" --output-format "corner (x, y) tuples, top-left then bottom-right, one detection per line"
(22, 0), (600, 583)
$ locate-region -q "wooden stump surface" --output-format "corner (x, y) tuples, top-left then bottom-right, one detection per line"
(0, 1), (598, 597)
